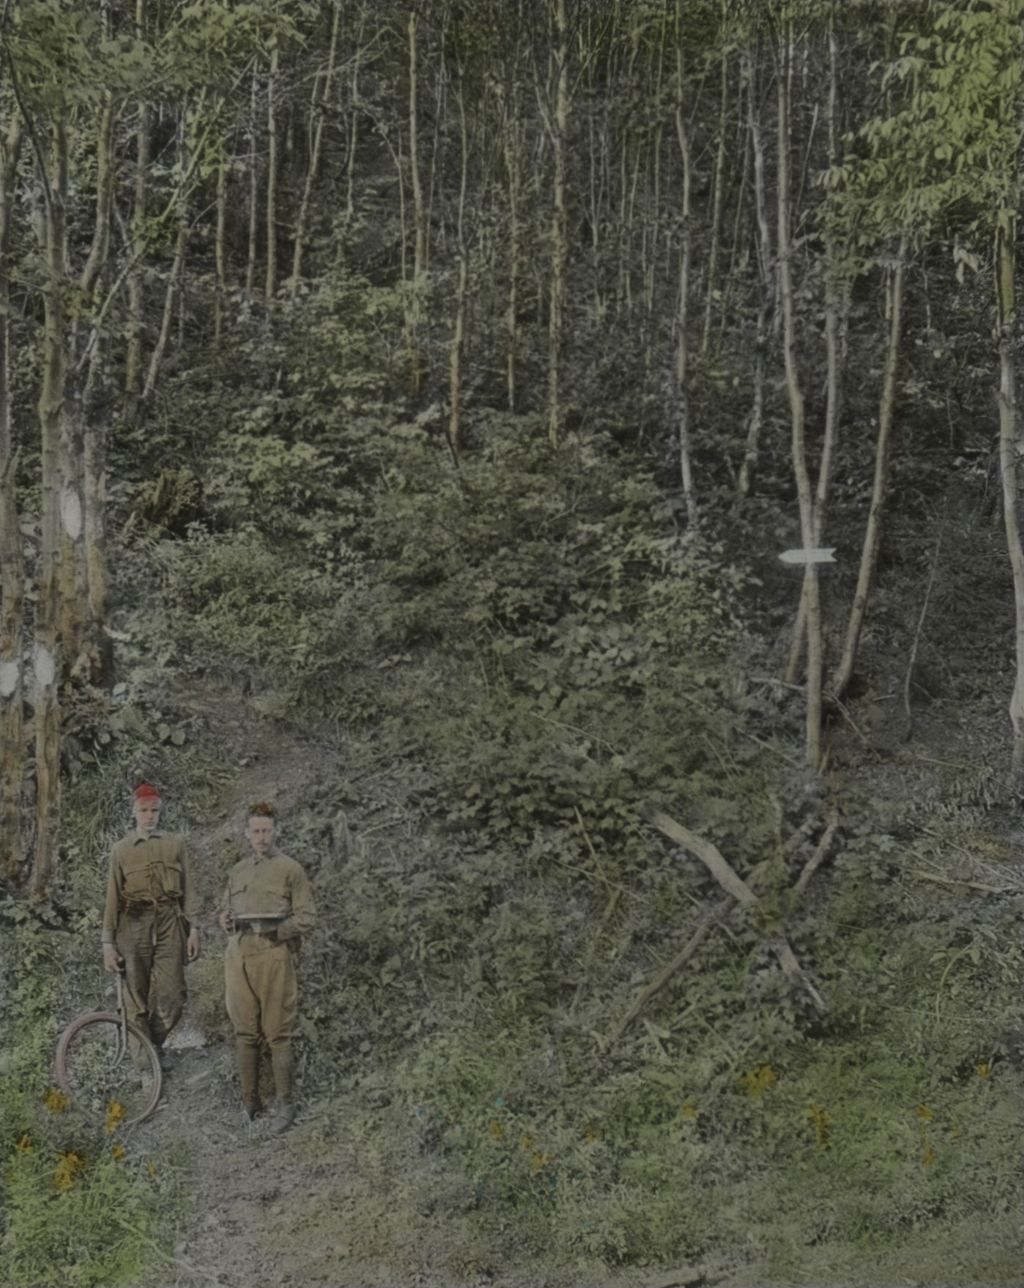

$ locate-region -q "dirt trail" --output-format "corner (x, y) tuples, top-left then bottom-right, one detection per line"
(116, 695), (505, 1288)
(123, 698), (367, 1288)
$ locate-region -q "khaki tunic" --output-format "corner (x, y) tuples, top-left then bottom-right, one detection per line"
(102, 831), (198, 1046)
(222, 851), (317, 1046)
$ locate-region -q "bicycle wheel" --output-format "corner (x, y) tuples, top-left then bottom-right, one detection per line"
(55, 1011), (162, 1127)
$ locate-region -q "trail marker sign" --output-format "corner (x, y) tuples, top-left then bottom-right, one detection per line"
(778, 547), (836, 565)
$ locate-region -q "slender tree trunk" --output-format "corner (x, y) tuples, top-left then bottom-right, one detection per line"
(785, 25), (845, 686)
(124, 0), (149, 401)
(291, 0), (341, 296)
(346, 12), (366, 223)
(719, 76), (751, 333)
(74, 98), (116, 685)
(407, 9), (428, 394)
(214, 147), (227, 343)
(265, 39), (280, 306)
(502, 99), (522, 412)
(32, 119), (69, 898)
(448, 76), (469, 457)
(547, 0), (569, 448)
(246, 68), (259, 297)
(0, 115), (24, 878)
(830, 250), (905, 701)
(994, 208), (1024, 784)
(143, 125), (188, 400)
(777, 43), (821, 768)
(738, 51), (773, 497)
(82, 340), (110, 687)
(675, 10), (697, 527)
(701, 13), (729, 355)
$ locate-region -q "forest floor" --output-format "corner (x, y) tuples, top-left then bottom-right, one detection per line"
(110, 691), (719, 1288)
(112, 673), (1024, 1288)
(115, 696), (574, 1288)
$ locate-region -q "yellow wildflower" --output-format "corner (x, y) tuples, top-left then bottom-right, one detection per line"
(147, 1161), (157, 1178)
(53, 1151), (86, 1191)
(111, 1144), (126, 1160)
(489, 1119), (505, 1141)
(809, 1103), (830, 1149)
(530, 1151), (551, 1175)
(915, 1104), (933, 1122)
(921, 1143), (937, 1167)
(519, 1133), (534, 1151)
(976, 1062), (991, 1080)
(743, 1065), (777, 1098)
(42, 1088), (70, 1114)
(681, 1103), (698, 1120)
(105, 1101), (126, 1134)
(16, 1134), (33, 1153)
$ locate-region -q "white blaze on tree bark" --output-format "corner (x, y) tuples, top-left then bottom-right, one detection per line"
(60, 485), (83, 540)
(33, 644), (55, 690)
(0, 660), (19, 698)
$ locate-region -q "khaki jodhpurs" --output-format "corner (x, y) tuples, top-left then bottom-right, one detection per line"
(116, 902), (186, 1048)
(225, 932), (298, 1105)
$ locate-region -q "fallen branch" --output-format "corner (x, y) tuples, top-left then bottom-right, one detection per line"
(908, 868), (1014, 895)
(605, 807), (826, 1046)
(605, 895), (734, 1048)
(793, 808), (840, 897)
(639, 807), (757, 906)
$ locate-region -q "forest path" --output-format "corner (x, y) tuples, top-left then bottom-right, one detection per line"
(123, 686), (514, 1288)
(125, 693), (378, 1288)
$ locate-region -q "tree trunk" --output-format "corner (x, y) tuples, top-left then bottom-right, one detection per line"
(777, 41), (821, 769)
(214, 137), (227, 343)
(124, 0), (148, 401)
(675, 7), (697, 527)
(499, 83), (523, 413)
(447, 75), (469, 458)
(73, 97), (116, 685)
(265, 38), (280, 306)
(143, 117), (188, 401)
(701, 13), (730, 356)
(547, 0), (569, 449)
(246, 68), (260, 297)
(407, 9), (428, 394)
(995, 208), (1024, 784)
(32, 119), (69, 898)
(738, 51), (773, 498)
(830, 250), (905, 702)
(784, 24), (845, 687)
(291, 0), (341, 296)
(0, 115), (24, 879)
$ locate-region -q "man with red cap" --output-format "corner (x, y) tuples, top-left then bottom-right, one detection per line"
(102, 782), (201, 1067)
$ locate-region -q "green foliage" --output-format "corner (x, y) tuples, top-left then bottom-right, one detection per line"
(0, 1097), (185, 1288)
(828, 0), (1024, 256)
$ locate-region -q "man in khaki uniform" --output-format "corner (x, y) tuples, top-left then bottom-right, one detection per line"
(219, 802), (317, 1134)
(102, 782), (201, 1067)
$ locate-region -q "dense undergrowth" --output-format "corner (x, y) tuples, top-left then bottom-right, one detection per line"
(3, 279), (1024, 1284)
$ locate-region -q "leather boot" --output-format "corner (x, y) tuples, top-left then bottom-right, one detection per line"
(269, 1044), (295, 1134)
(236, 1039), (263, 1119)
(269, 1102), (296, 1135)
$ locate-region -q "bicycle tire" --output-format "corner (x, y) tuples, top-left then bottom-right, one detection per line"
(55, 1011), (162, 1126)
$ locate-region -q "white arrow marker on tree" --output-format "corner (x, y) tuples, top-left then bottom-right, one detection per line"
(778, 547), (836, 565)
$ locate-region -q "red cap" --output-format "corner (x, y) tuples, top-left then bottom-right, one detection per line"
(134, 782), (161, 803)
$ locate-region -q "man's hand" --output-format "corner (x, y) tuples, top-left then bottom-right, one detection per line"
(218, 908), (234, 935)
(102, 944), (123, 973)
(186, 928), (201, 962)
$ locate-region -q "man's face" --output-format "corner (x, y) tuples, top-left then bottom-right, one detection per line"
(246, 815), (276, 856)
(134, 800), (161, 834)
